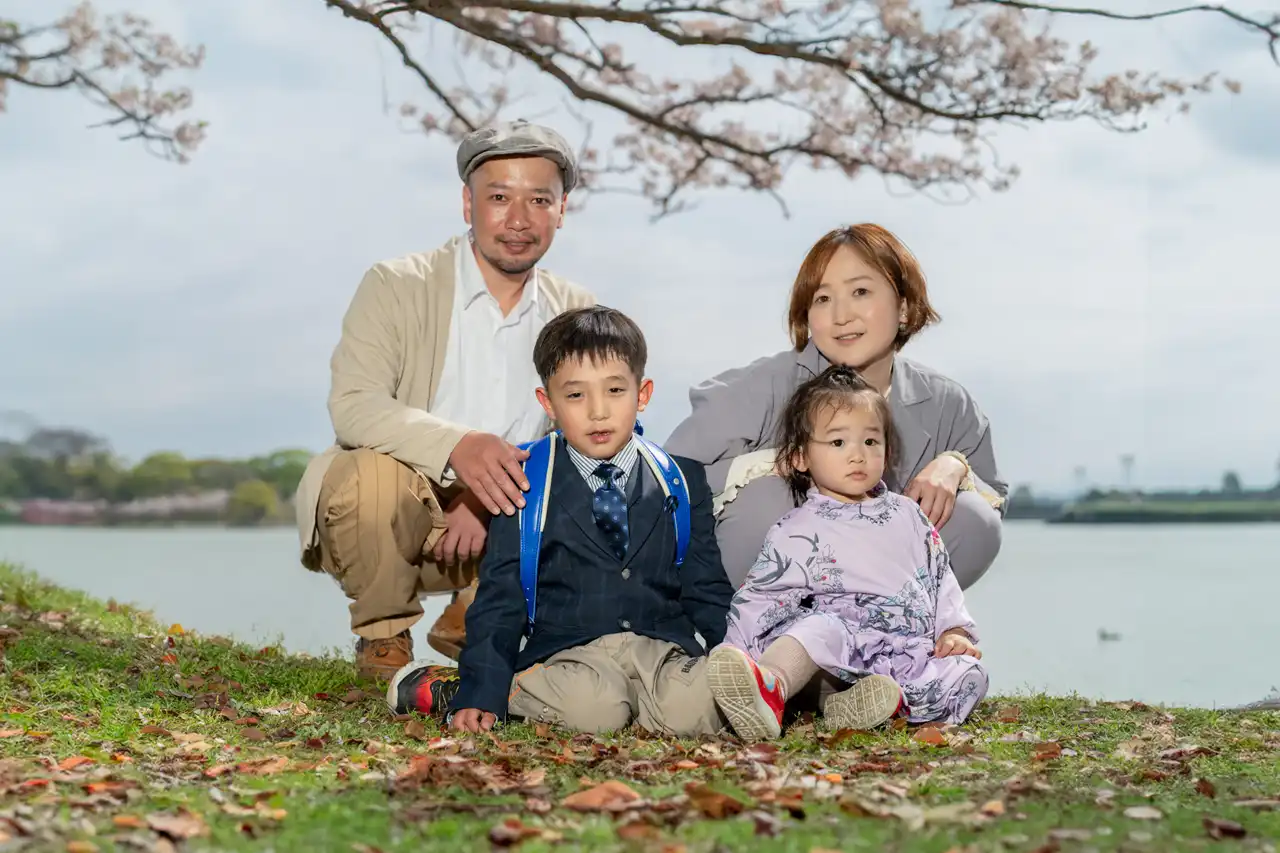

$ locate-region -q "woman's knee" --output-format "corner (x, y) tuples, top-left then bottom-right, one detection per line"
(940, 491), (1003, 589)
(715, 474), (795, 587)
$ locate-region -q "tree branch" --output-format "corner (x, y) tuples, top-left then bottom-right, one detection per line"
(322, 0), (479, 132)
(1, 2), (207, 162)
(324, 0), (1272, 217)
(969, 1), (1280, 62)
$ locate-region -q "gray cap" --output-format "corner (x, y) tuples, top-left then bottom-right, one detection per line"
(456, 119), (578, 192)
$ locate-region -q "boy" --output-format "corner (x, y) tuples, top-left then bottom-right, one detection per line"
(387, 306), (734, 736)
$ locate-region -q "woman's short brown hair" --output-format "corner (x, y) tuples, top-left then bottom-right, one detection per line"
(786, 223), (940, 352)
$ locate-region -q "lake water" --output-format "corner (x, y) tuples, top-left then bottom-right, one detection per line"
(0, 522), (1275, 710)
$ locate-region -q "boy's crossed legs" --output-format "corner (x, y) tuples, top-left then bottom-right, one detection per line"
(509, 633), (726, 737)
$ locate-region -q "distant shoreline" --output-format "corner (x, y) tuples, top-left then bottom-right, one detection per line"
(1010, 498), (1280, 525)
(0, 517), (292, 530)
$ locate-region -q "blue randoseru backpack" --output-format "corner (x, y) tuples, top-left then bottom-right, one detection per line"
(514, 423), (690, 635)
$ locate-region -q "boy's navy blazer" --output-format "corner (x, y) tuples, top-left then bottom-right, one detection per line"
(452, 440), (734, 717)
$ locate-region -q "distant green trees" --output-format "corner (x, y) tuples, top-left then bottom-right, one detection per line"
(226, 480), (281, 526)
(0, 427), (311, 505)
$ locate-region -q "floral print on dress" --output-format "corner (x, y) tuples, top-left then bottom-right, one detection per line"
(723, 487), (988, 725)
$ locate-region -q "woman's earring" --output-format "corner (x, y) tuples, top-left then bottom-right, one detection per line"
(898, 321), (907, 333)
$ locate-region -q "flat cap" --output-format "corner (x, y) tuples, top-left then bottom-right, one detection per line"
(456, 119), (578, 192)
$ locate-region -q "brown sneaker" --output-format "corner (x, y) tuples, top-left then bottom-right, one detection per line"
(355, 630), (413, 681)
(426, 581), (476, 661)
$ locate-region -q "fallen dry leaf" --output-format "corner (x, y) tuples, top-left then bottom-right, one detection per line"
(404, 720), (428, 741)
(241, 728), (266, 742)
(685, 782), (747, 819)
(1123, 805), (1163, 821)
(1203, 817), (1247, 839)
(393, 755), (546, 796)
(1113, 739), (1144, 760)
(616, 820), (661, 841)
(56, 756), (95, 771)
(1160, 745), (1215, 762)
(980, 799), (1006, 817)
(65, 841), (98, 852)
(236, 755), (290, 776)
(912, 727), (948, 747)
(1233, 797), (1280, 811)
(742, 743), (779, 764)
(0, 729), (23, 738)
(997, 706), (1021, 723)
(1033, 742), (1063, 761)
(1195, 777), (1217, 799)
(147, 809), (209, 840)
(562, 780), (641, 812)
(488, 817), (545, 847)
(1048, 828), (1093, 842)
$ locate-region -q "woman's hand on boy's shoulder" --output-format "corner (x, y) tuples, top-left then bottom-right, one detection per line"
(934, 629), (981, 660)
(450, 708), (498, 733)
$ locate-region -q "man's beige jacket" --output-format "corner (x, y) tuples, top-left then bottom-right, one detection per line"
(295, 235), (595, 567)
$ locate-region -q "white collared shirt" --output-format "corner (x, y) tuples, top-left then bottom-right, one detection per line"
(431, 233), (554, 446)
(565, 435), (640, 493)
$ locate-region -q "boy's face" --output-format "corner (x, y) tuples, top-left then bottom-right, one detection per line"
(536, 355), (653, 459)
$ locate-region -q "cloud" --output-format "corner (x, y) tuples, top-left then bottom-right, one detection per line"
(0, 0), (1277, 492)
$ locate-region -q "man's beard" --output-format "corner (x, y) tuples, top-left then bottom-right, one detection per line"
(480, 243), (542, 276)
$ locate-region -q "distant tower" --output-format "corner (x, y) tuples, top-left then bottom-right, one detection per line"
(1120, 454), (1135, 490)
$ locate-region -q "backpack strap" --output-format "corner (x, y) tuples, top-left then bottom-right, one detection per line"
(635, 436), (691, 566)
(516, 432), (556, 634)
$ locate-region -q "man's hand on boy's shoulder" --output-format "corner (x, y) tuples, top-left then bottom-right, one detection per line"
(432, 489), (491, 567)
(450, 708), (498, 733)
(448, 431), (531, 517)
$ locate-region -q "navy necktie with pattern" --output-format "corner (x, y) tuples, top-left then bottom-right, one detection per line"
(591, 462), (629, 561)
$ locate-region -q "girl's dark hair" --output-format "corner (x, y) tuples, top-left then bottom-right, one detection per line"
(775, 364), (897, 505)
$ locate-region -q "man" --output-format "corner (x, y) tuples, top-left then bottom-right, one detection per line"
(295, 120), (596, 680)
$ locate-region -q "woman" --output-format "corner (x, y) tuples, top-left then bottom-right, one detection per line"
(665, 224), (1007, 590)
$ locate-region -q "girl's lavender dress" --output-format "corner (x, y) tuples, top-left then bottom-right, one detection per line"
(723, 486), (988, 724)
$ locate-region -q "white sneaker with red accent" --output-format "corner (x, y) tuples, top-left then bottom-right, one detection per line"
(706, 644), (786, 740)
(823, 674), (905, 730)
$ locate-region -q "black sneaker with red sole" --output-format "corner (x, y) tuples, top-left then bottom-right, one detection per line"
(386, 662), (461, 718)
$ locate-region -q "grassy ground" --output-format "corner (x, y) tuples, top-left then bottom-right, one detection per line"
(1, 562), (1278, 852)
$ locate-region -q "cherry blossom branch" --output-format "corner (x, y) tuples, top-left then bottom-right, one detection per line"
(0, 2), (206, 162)
(324, 0), (1272, 217)
(970, 2), (1280, 62)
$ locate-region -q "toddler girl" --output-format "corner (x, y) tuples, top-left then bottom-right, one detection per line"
(706, 365), (988, 739)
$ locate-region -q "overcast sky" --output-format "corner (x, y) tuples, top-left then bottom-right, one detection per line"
(2, 0), (1277, 495)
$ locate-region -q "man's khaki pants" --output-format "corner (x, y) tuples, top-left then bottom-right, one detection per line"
(508, 633), (726, 737)
(312, 448), (479, 640)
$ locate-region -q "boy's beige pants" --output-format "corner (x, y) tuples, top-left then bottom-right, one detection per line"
(311, 448), (478, 639)
(507, 633), (726, 737)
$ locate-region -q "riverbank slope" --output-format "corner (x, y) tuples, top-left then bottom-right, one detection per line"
(1, 563), (1277, 851)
